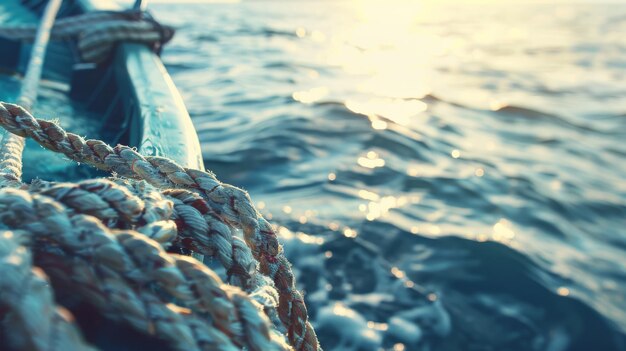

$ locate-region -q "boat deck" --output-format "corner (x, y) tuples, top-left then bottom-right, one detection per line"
(0, 0), (204, 183)
(0, 0), (112, 182)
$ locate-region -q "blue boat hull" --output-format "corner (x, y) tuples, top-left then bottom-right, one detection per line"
(0, 0), (204, 173)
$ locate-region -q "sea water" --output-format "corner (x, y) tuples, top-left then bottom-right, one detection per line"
(152, 2), (626, 350)
(3, 1), (625, 349)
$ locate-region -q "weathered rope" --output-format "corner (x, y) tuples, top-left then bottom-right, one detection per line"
(0, 101), (320, 350)
(0, 188), (290, 351)
(0, 0), (63, 188)
(0, 11), (134, 38)
(0, 130), (24, 188)
(35, 178), (178, 242)
(0, 5), (302, 350)
(36, 246), (242, 351)
(0, 10), (174, 63)
(0, 230), (95, 351)
(33, 178), (280, 309)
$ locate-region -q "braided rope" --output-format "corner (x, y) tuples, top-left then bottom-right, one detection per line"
(0, 129), (24, 188)
(35, 246), (241, 351)
(0, 230), (95, 351)
(36, 178), (178, 243)
(0, 10), (174, 64)
(0, 187), (290, 351)
(0, 101), (320, 350)
(0, 11), (137, 39)
(119, 181), (286, 330)
(78, 20), (166, 63)
(0, 0), (63, 190)
(34, 178), (282, 313)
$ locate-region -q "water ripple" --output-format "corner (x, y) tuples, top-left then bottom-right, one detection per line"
(154, 2), (626, 350)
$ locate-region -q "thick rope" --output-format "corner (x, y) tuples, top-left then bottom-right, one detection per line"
(36, 246), (241, 351)
(33, 178), (282, 313)
(0, 230), (95, 351)
(0, 132), (24, 188)
(35, 178), (178, 242)
(0, 187), (290, 351)
(0, 11), (136, 39)
(0, 102), (320, 350)
(37, 246), (243, 351)
(0, 5), (301, 350)
(0, 10), (174, 64)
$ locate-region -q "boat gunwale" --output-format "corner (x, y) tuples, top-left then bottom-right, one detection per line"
(77, 0), (205, 172)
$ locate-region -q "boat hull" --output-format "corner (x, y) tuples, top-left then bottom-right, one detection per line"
(0, 0), (205, 174)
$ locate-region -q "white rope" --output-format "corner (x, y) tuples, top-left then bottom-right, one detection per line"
(0, 230), (96, 351)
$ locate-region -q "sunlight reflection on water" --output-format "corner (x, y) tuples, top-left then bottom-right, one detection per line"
(153, 1), (626, 350)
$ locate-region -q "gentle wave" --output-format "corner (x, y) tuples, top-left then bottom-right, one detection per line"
(155, 2), (626, 350)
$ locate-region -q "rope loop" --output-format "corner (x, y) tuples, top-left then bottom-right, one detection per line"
(0, 101), (321, 351)
(0, 9), (176, 63)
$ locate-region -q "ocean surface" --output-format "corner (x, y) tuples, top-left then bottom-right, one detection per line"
(159, 2), (623, 350)
(0, 1), (624, 350)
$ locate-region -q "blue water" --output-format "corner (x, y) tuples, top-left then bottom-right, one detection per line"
(152, 2), (626, 350)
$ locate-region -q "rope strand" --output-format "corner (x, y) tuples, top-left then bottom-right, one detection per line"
(0, 101), (320, 350)
(0, 187), (290, 350)
(0, 0), (64, 187)
(0, 5), (316, 349)
(0, 230), (96, 351)
(0, 10), (174, 64)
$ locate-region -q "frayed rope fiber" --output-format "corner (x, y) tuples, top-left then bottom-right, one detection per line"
(0, 101), (320, 351)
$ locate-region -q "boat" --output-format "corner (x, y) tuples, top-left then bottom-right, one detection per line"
(0, 0), (208, 349)
(0, 0), (204, 183)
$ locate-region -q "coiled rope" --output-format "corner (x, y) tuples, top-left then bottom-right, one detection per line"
(0, 101), (321, 351)
(0, 2), (97, 350)
(0, 3), (320, 349)
(1, 188), (290, 351)
(1, 101), (320, 348)
(0, 230), (97, 351)
(0, 10), (174, 63)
